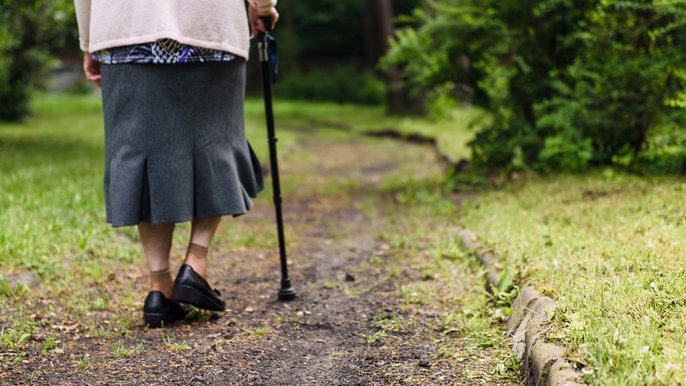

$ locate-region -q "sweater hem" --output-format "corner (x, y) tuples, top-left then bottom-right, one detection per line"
(88, 32), (249, 59)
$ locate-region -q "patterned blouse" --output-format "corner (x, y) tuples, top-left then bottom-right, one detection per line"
(92, 39), (236, 64)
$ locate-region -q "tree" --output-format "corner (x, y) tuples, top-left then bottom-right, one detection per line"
(377, 0), (424, 115)
(0, 0), (76, 121)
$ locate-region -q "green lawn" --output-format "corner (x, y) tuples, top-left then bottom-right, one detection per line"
(460, 173), (686, 385)
(0, 95), (135, 280)
(7, 92), (681, 384)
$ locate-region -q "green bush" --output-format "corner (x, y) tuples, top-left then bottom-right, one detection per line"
(0, 0), (76, 121)
(386, 0), (686, 172)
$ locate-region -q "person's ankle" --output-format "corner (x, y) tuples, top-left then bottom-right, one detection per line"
(184, 254), (208, 280)
(150, 274), (174, 299)
(184, 243), (209, 280)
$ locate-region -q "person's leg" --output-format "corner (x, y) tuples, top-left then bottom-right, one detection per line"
(138, 222), (175, 298)
(184, 216), (222, 279)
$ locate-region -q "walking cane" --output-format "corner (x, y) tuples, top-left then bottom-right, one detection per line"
(257, 16), (296, 301)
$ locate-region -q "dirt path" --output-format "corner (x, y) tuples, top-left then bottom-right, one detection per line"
(9, 130), (518, 385)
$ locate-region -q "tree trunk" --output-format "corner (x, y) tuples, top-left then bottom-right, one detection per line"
(377, 0), (425, 115)
(363, 1), (381, 65)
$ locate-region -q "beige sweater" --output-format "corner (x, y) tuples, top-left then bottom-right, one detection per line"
(74, 0), (276, 59)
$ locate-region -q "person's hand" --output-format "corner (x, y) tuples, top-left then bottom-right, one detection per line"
(249, 5), (279, 38)
(83, 53), (101, 87)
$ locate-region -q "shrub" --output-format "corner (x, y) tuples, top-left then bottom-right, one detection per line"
(0, 0), (76, 121)
(385, 0), (686, 172)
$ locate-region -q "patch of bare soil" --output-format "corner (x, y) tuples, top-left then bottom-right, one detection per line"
(5, 134), (516, 385)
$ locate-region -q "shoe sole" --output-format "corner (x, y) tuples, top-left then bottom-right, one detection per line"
(172, 284), (226, 311)
(143, 313), (178, 328)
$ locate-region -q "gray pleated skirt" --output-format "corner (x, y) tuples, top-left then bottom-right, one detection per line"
(100, 59), (264, 227)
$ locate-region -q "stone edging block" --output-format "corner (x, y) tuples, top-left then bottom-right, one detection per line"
(458, 229), (584, 386)
(459, 230), (500, 292)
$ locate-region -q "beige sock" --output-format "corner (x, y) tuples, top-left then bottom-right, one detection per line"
(149, 266), (173, 298)
(150, 266), (171, 279)
(185, 243), (209, 279)
(186, 243), (208, 260)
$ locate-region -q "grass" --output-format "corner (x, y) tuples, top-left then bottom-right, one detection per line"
(245, 98), (481, 163)
(78, 356), (91, 369)
(0, 93), (302, 278)
(0, 93), (278, 350)
(0, 92), (476, 278)
(0, 95), (130, 279)
(1, 319), (34, 350)
(459, 173), (686, 384)
(0, 92), (478, 349)
(41, 335), (58, 352)
(163, 334), (190, 352)
(7, 91), (682, 384)
(365, 330), (388, 345)
(234, 325), (272, 342)
(299, 93), (686, 384)
(112, 341), (143, 357)
(367, 167), (521, 383)
(277, 92), (686, 383)
(0, 91), (521, 383)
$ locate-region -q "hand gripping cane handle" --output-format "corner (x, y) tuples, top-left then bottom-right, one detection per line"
(260, 15), (273, 33)
(258, 15), (273, 43)
(257, 15), (272, 60)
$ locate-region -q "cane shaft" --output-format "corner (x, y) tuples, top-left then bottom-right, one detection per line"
(259, 35), (294, 299)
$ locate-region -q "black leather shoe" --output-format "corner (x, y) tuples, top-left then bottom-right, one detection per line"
(172, 264), (226, 311)
(143, 291), (187, 328)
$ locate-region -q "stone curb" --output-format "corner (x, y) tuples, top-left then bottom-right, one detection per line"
(459, 230), (585, 386)
(459, 230), (500, 293)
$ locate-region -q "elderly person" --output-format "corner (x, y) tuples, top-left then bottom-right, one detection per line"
(74, 0), (278, 327)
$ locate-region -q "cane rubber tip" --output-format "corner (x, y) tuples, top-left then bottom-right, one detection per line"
(278, 287), (296, 301)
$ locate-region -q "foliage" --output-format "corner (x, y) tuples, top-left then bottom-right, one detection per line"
(488, 268), (518, 316)
(1, 320), (34, 350)
(283, 0), (420, 61)
(385, 0), (686, 172)
(621, 121), (686, 174)
(269, 0), (420, 105)
(284, 0), (367, 61)
(0, 0), (76, 121)
(275, 63), (386, 105)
